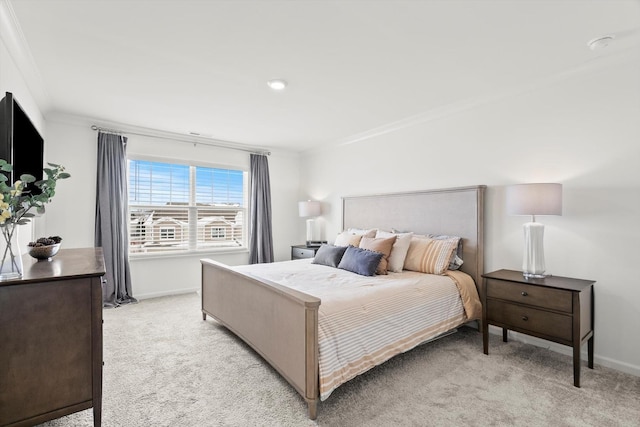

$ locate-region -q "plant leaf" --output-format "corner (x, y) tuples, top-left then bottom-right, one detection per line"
(20, 174), (36, 183)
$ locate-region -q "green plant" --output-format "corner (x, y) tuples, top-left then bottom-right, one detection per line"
(0, 159), (70, 278)
(0, 160), (70, 226)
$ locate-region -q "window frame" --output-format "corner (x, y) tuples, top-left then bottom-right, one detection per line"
(159, 227), (176, 240)
(127, 155), (249, 258)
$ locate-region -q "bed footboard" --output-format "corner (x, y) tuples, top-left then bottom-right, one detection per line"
(201, 259), (321, 419)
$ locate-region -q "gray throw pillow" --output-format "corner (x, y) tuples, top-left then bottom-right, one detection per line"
(312, 244), (347, 268)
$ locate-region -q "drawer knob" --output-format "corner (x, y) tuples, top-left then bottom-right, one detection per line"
(521, 291), (528, 297)
(522, 316), (528, 321)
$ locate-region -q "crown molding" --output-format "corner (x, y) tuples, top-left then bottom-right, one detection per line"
(46, 111), (300, 158)
(329, 45), (640, 150)
(0, 0), (51, 112)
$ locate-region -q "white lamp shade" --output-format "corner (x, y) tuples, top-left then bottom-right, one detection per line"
(298, 200), (321, 218)
(506, 183), (562, 216)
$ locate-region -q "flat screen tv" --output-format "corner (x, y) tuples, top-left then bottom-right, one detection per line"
(0, 92), (44, 194)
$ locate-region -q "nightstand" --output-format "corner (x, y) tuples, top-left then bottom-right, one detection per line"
(291, 245), (321, 260)
(482, 269), (595, 387)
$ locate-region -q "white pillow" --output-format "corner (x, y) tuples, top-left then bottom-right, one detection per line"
(375, 230), (413, 273)
(334, 231), (363, 247)
(347, 228), (377, 238)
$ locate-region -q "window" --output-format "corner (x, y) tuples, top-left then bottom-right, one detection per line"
(159, 227), (176, 240)
(128, 159), (247, 255)
(131, 223), (146, 240)
(210, 227), (226, 239)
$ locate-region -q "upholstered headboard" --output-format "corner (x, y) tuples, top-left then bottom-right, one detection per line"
(342, 185), (486, 292)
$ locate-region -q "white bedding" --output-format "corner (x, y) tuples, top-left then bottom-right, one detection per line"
(233, 259), (479, 400)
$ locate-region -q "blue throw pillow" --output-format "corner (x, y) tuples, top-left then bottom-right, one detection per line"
(312, 244), (347, 268)
(337, 246), (383, 276)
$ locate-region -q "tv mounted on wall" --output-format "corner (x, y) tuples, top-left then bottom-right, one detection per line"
(0, 92), (44, 194)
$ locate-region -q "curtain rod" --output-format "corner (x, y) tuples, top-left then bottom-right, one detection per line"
(90, 125), (271, 156)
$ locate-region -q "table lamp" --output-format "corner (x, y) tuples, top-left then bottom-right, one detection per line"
(298, 200), (321, 246)
(506, 183), (562, 278)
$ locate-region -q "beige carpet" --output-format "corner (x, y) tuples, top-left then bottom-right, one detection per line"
(40, 292), (639, 426)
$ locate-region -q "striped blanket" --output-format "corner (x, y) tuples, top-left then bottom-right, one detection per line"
(233, 259), (481, 400)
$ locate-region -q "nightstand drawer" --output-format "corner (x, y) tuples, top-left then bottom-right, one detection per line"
(487, 299), (572, 342)
(291, 247), (316, 259)
(486, 279), (572, 313)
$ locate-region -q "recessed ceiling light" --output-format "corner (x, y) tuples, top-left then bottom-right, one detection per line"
(587, 35), (614, 51)
(267, 79), (288, 90)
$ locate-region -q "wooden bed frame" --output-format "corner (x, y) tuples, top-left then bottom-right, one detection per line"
(201, 185), (485, 420)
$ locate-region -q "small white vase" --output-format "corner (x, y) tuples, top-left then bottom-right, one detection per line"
(0, 223), (23, 280)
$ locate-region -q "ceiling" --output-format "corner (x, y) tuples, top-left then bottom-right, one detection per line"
(6, 0), (640, 152)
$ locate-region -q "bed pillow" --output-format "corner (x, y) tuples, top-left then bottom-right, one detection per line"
(410, 233), (463, 271)
(375, 230), (413, 273)
(312, 244), (347, 268)
(428, 234), (464, 270)
(334, 227), (377, 246)
(334, 231), (363, 247)
(359, 235), (397, 275)
(403, 237), (459, 275)
(338, 246), (384, 277)
(347, 228), (377, 238)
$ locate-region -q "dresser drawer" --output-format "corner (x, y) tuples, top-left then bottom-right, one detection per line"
(487, 299), (572, 342)
(291, 247), (316, 259)
(486, 279), (572, 313)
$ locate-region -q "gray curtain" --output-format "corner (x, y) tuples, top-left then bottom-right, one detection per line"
(95, 132), (136, 307)
(248, 154), (274, 264)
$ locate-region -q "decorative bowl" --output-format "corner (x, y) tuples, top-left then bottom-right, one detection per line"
(27, 243), (61, 261)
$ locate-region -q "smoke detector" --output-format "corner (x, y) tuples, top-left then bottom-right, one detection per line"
(267, 79), (288, 90)
(587, 35), (614, 51)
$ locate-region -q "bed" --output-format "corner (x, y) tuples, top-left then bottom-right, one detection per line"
(201, 185), (485, 419)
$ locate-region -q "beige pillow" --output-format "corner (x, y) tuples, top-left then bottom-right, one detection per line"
(359, 235), (397, 275)
(403, 237), (458, 275)
(376, 230), (413, 273)
(334, 231), (363, 247)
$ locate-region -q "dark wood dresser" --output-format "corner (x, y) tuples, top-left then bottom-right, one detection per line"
(482, 269), (595, 387)
(0, 248), (105, 427)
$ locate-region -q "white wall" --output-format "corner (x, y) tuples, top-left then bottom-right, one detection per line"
(299, 57), (640, 376)
(44, 115), (301, 299)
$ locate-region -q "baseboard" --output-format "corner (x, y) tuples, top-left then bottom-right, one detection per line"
(488, 326), (640, 377)
(134, 288), (199, 301)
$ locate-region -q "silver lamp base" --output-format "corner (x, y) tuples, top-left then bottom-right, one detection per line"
(522, 272), (550, 279)
(306, 218), (315, 244)
(522, 221), (547, 279)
